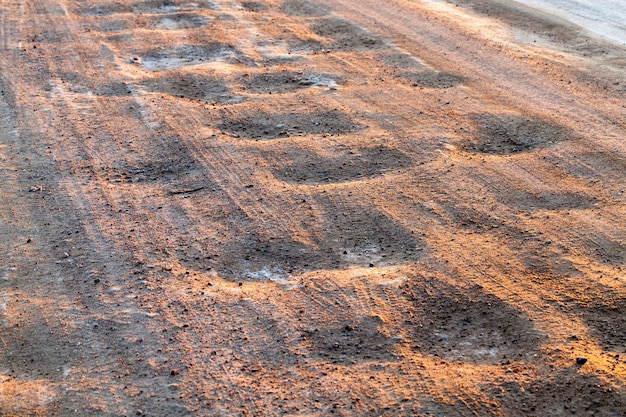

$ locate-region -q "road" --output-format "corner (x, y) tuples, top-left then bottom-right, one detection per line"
(520, 0), (626, 45)
(1, 0), (625, 415)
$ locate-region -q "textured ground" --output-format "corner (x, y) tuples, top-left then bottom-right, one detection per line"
(0, 0), (625, 415)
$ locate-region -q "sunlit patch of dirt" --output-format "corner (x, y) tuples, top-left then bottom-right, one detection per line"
(0, 375), (55, 417)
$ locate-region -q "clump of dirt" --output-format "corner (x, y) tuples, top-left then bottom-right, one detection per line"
(402, 70), (465, 89)
(240, 71), (339, 94)
(141, 72), (239, 103)
(312, 17), (387, 51)
(280, 0), (330, 17)
(463, 114), (570, 155)
(403, 281), (542, 364)
(217, 108), (361, 139)
(272, 145), (413, 184)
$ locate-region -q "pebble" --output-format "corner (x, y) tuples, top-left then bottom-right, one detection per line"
(576, 357), (588, 365)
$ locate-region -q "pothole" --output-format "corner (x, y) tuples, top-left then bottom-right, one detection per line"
(279, 0), (330, 17)
(149, 13), (211, 30)
(380, 51), (424, 69)
(141, 72), (241, 103)
(241, 1), (268, 12)
(402, 70), (465, 89)
(140, 43), (251, 71)
(73, 0), (218, 16)
(405, 281), (542, 364)
(240, 71), (340, 94)
(312, 17), (387, 51)
(218, 108), (361, 139)
(463, 114), (570, 155)
(272, 145), (413, 184)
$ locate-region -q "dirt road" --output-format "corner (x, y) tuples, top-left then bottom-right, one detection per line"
(1, 0), (625, 415)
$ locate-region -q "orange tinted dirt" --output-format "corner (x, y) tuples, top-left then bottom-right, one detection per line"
(1, 0), (625, 415)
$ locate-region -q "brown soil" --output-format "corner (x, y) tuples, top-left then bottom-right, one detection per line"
(1, 0), (625, 415)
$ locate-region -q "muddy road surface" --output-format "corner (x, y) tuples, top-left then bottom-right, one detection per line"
(1, 0), (625, 415)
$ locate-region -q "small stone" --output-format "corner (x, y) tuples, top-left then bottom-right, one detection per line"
(136, 410), (144, 416)
(170, 369), (178, 375)
(545, 239), (552, 245)
(576, 357), (588, 365)
(94, 278), (100, 284)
